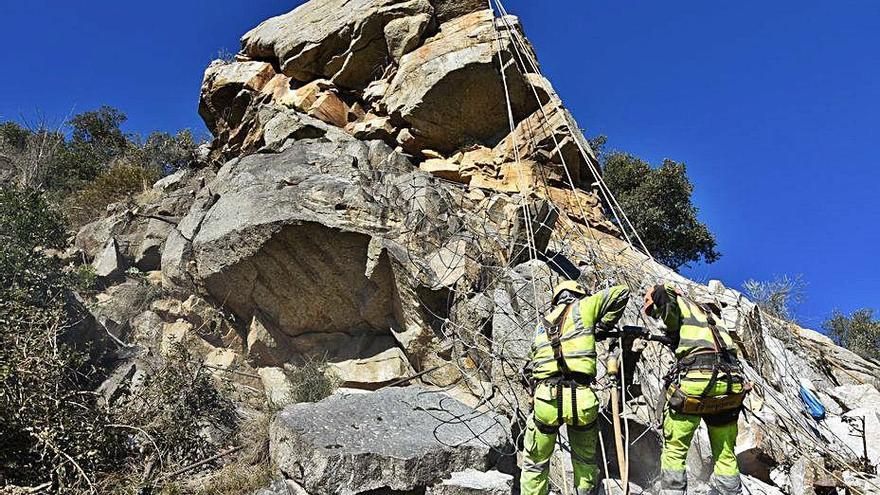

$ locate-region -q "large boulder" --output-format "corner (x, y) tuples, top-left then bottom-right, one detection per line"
(382, 10), (541, 153)
(269, 386), (513, 494)
(240, 0), (436, 88)
(198, 61), (276, 138)
(180, 132), (477, 365)
(189, 138), (406, 361)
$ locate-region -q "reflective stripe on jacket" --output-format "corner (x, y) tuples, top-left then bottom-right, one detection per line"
(657, 285), (737, 359)
(530, 285), (630, 381)
(657, 284), (744, 397)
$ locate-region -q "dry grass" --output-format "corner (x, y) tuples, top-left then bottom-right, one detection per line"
(192, 462), (272, 495)
(191, 413), (273, 495)
(284, 354), (341, 404)
(64, 162), (160, 227)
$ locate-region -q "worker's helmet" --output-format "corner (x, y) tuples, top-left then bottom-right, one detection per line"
(643, 283), (677, 318)
(552, 280), (587, 305)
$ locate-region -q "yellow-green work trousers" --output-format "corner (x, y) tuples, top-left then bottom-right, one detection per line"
(661, 409), (742, 495)
(521, 382), (599, 495)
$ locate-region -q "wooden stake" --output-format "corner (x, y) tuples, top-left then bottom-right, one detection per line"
(607, 358), (629, 495)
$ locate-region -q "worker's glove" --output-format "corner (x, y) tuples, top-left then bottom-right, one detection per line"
(622, 325), (650, 339)
(594, 321), (616, 340)
(520, 363), (536, 391)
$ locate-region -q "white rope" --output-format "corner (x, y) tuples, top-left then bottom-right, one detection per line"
(487, 5), (657, 485)
(487, 0), (543, 327)
(482, 3), (877, 494)
(492, 0), (654, 262)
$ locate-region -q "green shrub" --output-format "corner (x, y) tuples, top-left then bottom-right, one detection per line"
(1, 187), (239, 490)
(823, 309), (880, 361)
(0, 121), (31, 150)
(0, 186), (128, 491)
(112, 345), (239, 470)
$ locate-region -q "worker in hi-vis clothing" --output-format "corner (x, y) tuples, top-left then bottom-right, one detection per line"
(642, 283), (749, 495)
(520, 281), (630, 495)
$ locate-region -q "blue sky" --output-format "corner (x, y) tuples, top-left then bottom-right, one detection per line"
(1, 1), (877, 328)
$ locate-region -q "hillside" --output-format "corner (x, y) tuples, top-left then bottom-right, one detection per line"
(3, 0), (879, 494)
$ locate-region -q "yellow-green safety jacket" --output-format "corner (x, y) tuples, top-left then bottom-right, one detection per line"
(530, 285), (630, 381)
(655, 284), (744, 399)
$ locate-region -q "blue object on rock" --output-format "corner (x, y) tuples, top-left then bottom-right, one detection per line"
(799, 380), (826, 420)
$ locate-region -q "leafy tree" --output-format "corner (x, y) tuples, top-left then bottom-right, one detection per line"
(51, 106), (131, 191)
(68, 106), (127, 146)
(131, 129), (197, 172)
(587, 134), (607, 160)
(823, 309), (880, 361)
(600, 151), (720, 269)
(2, 106), (201, 228)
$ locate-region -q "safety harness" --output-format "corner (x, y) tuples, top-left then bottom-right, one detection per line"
(534, 304), (596, 434)
(664, 301), (751, 416)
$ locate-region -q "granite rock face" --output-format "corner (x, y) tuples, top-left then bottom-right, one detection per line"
(269, 386), (513, 494)
(381, 10), (540, 153)
(241, 0), (437, 88)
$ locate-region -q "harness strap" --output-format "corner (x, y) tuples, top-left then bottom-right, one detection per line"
(555, 383), (564, 426)
(683, 299), (732, 398)
(701, 358), (721, 398)
(535, 419), (559, 435)
(571, 385), (578, 427)
(545, 303), (575, 377)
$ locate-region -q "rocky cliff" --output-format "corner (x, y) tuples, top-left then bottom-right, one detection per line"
(73, 0), (880, 493)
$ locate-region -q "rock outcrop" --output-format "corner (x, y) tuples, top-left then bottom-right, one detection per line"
(382, 9), (539, 153)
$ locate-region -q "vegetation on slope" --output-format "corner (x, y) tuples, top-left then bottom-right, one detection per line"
(590, 135), (721, 270)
